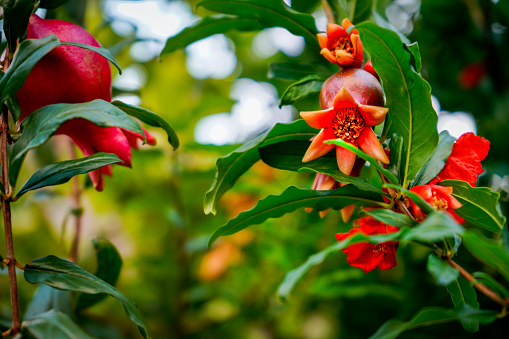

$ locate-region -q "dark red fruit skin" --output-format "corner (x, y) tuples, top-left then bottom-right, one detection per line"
(16, 14), (111, 120)
(320, 68), (384, 109)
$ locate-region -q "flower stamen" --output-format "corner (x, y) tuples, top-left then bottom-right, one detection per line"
(331, 107), (366, 143)
(332, 36), (354, 58)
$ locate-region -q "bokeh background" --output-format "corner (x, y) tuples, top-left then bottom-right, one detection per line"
(1, 0), (509, 338)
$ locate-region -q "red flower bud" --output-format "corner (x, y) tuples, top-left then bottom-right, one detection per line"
(409, 184), (463, 223)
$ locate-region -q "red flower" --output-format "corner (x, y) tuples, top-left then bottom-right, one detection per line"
(458, 61), (486, 89)
(300, 87), (389, 175)
(409, 184), (463, 223)
(335, 217), (399, 273)
(429, 132), (490, 187)
(317, 19), (363, 68)
(363, 60), (379, 81)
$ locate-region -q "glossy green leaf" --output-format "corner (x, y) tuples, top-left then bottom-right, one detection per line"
(0, 35), (60, 104)
(356, 22), (438, 188)
(351, 0), (374, 23)
(24, 285), (72, 320)
(6, 95), (21, 122)
(3, 0), (37, 54)
(39, 0), (69, 9)
(427, 254), (459, 286)
(404, 42), (422, 72)
(439, 180), (506, 233)
(9, 99), (143, 187)
(161, 16), (263, 56)
(401, 211), (464, 243)
(386, 133), (403, 182)
(278, 242), (341, 301)
(23, 310), (93, 339)
(364, 209), (415, 228)
(204, 120), (318, 215)
(77, 238), (123, 310)
(325, 139), (399, 184)
(24, 255), (150, 339)
(209, 185), (385, 246)
(61, 41), (122, 74)
(472, 272), (509, 299)
(279, 75), (324, 107)
(16, 153), (121, 198)
(462, 229), (509, 282)
(268, 62), (332, 81)
(197, 0), (319, 44)
(447, 277), (480, 332)
(411, 131), (455, 187)
(112, 100), (179, 150)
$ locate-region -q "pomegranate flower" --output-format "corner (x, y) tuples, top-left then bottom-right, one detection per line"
(430, 132), (490, 187)
(335, 217), (399, 273)
(317, 19), (363, 68)
(409, 184), (463, 223)
(300, 87), (389, 175)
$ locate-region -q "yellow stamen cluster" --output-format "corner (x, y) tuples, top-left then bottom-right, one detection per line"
(331, 107), (366, 143)
(332, 36), (354, 58)
(430, 192), (448, 210)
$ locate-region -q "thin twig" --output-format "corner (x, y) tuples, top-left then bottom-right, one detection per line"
(321, 0), (336, 25)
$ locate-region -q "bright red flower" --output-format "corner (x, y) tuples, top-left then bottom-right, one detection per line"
(335, 217), (399, 273)
(317, 19), (363, 68)
(458, 61), (486, 89)
(429, 132), (490, 187)
(409, 184), (463, 223)
(300, 87), (389, 175)
(363, 60), (379, 81)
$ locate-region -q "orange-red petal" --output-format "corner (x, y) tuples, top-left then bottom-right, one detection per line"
(320, 48), (338, 64)
(358, 104), (388, 126)
(317, 34), (328, 49)
(333, 87), (357, 109)
(351, 34), (363, 68)
(303, 129), (335, 162)
(358, 128), (389, 164)
(300, 107), (335, 129)
(336, 144), (357, 175)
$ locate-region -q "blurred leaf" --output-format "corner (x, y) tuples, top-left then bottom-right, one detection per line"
(503, 225), (509, 257)
(24, 285), (72, 320)
(439, 180), (506, 233)
(278, 242), (341, 301)
(356, 22), (438, 187)
(77, 238), (123, 310)
(161, 16), (263, 56)
(16, 153), (121, 198)
(3, 0), (37, 54)
(112, 100), (179, 150)
(325, 0), (349, 24)
(9, 99), (143, 187)
(401, 211), (464, 243)
(447, 277), (479, 332)
(299, 167), (386, 195)
(326, 139), (399, 184)
(462, 229), (509, 282)
(351, 0), (373, 23)
(39, 0), (69, 9)
(410, 131), (455, 187)
(24, 255), (150, 339)
(268, 62), (332, 81)
(291, 0), (320, 13)
(427, 254), (459, 286)
(197, 0), (319, 44)
(204, 120), (317, 215)
(209, 185), (385, 246)
(61, 41), (122, 74)
(456, 305), (497, 325)
(279, 75), (324, 107)
(364, 209), (415, 227)
(472, 272), (509, 299)
(23, 310), (93, 339)
(0, 35), (60, 104)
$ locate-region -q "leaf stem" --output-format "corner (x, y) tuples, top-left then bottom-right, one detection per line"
(1, 105), (21, 335)
(321, 0), (335, 25)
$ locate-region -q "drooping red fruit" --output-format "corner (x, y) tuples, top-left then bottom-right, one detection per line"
(320, 68), (384, 109)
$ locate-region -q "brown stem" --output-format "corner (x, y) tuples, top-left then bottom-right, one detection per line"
(1, 106), (21, 335)
(321, 0), (336, 25)
(69, 142), (83, 263)
(445, 257), (508, 307)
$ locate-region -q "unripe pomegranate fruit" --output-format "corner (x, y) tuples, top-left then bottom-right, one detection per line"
(16, 14), (154, 191)
(320, 68), (384, 109)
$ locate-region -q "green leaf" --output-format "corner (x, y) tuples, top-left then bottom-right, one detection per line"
(401, 211), (464, 243)
(3, 0), (37, 54)
(383, 183), (435, 214)
(23, 310), (93, 339)
(364, 209), (415, 228)
(24, 285), (72, 320)
(427, 254), (459, 286)
(447, 277), (480, 332)
(6, 95), (21, 122)
(439, 180), (506, 233)
(356, 22), (439, 188)
(325, 0), (349, 24)
(161, 16), (263, 56)
(472, 272), (509, 299)
(462, 229), (509, 282)
(0, 35), (60, 104)
(386, 133), (403, 182)
(16, 153), (121, 198)
(61, 41), (122, 74)
(404, 42), (422, 72)
(197, 0), (319, 44)
(268, 62), (332, 81)
(410, 131), (455, 187)
(299, 167), (387, 196)
(277, 242), (341, 301)
(24, 255), (150, 339)
(351, 0), (374, 23)
(111, 100), (179, 150)
(279, 75), (324, 107)
(9, 99), (143, 187)
(456, 304), (497, 325)
(325, 139), (399, 184)
(204, 120), (318, 215)
(39, 0), (69, 9)
(209, 185), (385, 246)
(77, 238), (123, 310)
